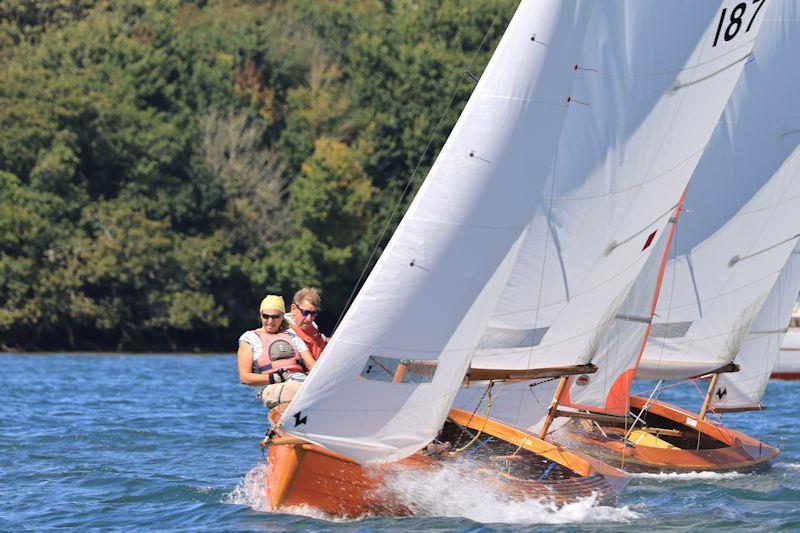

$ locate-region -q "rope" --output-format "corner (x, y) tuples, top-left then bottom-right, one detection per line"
(455, 381), (495, 452)
(622, 380), (663, 469)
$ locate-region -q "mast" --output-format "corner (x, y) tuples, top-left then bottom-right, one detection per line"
(697, 373), (720, 421)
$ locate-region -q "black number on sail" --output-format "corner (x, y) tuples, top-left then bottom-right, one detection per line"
(713, 0), (765, 47)
(293, 411), (308, 427)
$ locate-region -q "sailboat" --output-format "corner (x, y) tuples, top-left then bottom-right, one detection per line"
(555, 0), (799, 472)
(773, 301), (800, 378)
(261, 0), (766, 516)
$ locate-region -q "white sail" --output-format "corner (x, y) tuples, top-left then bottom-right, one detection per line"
(639, 0), (800, 380)
(711, 245), (800, 410)
(278, 0), (594, 464)
(560, 207), (679, 415)
(471, 0), (767, 378)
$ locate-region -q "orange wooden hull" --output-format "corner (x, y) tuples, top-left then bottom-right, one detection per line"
(559, 396), (779, 473)
(265, 408), (629, 518)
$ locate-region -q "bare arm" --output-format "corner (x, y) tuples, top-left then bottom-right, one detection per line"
(299, 349), (316, 371)
(237, 342), (276, 386)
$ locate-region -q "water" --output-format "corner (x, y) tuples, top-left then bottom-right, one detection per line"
(1, 354), (798, 531)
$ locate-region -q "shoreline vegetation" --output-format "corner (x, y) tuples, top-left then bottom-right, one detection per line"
(0, 0), (512, 352)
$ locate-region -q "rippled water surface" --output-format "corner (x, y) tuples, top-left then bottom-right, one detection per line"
(1, 354), (798, 531)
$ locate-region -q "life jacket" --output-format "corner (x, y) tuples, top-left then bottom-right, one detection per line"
(251, 329), (304, 375)
(290, 323), (328, 361)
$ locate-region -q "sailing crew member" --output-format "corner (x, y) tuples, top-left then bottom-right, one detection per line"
(237, 294), (316, 408)
(285, 287), (328, 362)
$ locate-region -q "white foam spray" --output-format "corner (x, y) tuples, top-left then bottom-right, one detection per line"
(222, 460), (638, 524)
(632, 470), (745, 480)
(221, 462), (351, 522)
(375, 459), (639, 525)
(221, 462), (272, 512)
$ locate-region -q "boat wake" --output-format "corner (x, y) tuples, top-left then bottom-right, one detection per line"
(377, 459), (639, 524)
(223, 460), (638, 524)
(632, 471), (745, 480)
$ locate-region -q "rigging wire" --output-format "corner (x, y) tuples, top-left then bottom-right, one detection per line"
(452, 380), (494, 450)
(332, 4), (511, 333)
(455, 381), (495, 452)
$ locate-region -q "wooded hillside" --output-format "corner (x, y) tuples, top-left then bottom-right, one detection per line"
(0, 0), (511, 351)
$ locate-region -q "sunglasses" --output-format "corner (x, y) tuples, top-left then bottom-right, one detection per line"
(294, 305), (319, 318)
(260, 312), (282, 320)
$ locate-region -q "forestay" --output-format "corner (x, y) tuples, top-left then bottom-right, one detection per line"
(711, 245), (800, 410)
(279, 0), (593, 464)
(470, 0), (766, 380)
(638, 0), (800, 380)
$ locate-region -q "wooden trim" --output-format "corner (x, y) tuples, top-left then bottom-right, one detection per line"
(447, 408), (591, 476)
(712, 405), (767, 413)
(693, 362), (739, 379)
(467, 363), (597, 382)
(265, 436), (308, 446)
(640, 427), (684, 437)
(553, 409), (633, 425)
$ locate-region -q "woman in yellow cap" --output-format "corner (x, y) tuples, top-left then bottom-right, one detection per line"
(237, 294), (316, 408)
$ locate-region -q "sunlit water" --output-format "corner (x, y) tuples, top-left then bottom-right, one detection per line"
(1, 354), (798, 531)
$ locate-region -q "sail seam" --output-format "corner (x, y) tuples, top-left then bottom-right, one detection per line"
(653, 268), (781, 312)
(552, 148), (703, 201)
(477, 94), (568, 108)
(408, 215), (526, 231)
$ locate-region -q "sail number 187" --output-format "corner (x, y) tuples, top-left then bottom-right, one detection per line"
(712, 0), (766, 47)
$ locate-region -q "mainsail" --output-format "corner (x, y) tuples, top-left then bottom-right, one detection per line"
(279, 0), (594, 464)
(710, 244), (800, 410)
(468, 1), (767, 430)
(638, 0), (800, 381)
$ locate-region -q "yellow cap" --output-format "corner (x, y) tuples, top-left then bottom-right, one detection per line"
(259, 294), (286, 313)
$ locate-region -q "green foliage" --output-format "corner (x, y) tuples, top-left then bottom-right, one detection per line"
(0, 0), (512, 351)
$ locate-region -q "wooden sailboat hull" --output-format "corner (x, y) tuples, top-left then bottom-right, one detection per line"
(559, 396), (779, 473)
(265, 408), (629, 518)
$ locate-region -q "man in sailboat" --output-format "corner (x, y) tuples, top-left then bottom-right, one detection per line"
(237, 294), (316, 408)
(285, 287), (328, 361)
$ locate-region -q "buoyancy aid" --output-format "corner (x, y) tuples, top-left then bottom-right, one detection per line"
(290, 324), (328, 361)
(251, 329), (304, 376)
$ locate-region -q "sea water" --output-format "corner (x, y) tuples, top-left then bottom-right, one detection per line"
(1, 354), (798, 531)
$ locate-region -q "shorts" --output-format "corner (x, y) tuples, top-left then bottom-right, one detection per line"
(258, 380), (303, 409)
